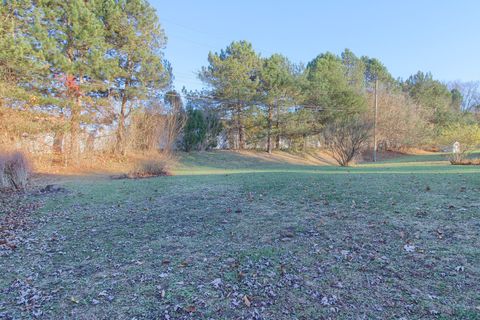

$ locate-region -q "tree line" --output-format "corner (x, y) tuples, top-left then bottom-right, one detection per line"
(1, 0), (180, 166)
(2, 1), (480, 167)
(184, 41), (480, 162)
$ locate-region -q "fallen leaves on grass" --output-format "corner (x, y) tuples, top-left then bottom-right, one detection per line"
(179, 260), (190, 268)
(0, 191), (42, 256)
(184, 305), (196, 313)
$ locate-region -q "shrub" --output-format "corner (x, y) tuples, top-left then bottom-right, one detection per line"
(375, 90), (433, 149)
(183, 107), (223, 151)
(448, 158), (480, 165)
(0, 151), (30, 191)
(323, 117), (372, 166)
(128, 159), (170, 178)
(439, 123), (480, 164)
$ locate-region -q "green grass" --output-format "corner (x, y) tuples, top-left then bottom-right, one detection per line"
(1, 151), (480, 319)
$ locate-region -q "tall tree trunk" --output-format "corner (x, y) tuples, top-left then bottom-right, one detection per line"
(69, 75), (82, 165)
(70, 97), (80, 164)
(275, 103), (280, 149)
(237, 104), (245, 150)
(238, 124), (245, 149)
(52, 113), (64, 166)
(86, 131), (95, 154)
(116, 93), (127, 155)
(267, 104), (273, 153)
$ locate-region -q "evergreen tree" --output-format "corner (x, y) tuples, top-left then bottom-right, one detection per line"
(183, 108), (206, 152)
(101, 0), (170, 155)
(305, 52), (367, 123)
(361, 56), (395, 88)
(0, 0), (43, 105)
(35, 0), (110, 160)
(259, 54), (298, 152)
(403, 71), (456, 126)
(199, 41), (261, 149)
(182, 106), (222, 151)
(341, 49), (366, 93)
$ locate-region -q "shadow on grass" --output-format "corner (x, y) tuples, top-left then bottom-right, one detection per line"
(6, 153), (480, 320)
(376, 151), (480, 164)
(174, 151), (480, 176)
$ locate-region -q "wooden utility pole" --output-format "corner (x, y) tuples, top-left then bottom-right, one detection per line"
(373, 78), (378, 162)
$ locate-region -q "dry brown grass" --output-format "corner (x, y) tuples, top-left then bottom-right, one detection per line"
(127, 159), (171, 178)
(0, 151), (30, 191)
(450, 158), (480, 165)
(236, 150), (337, 166)
(31, 151), (175, 177)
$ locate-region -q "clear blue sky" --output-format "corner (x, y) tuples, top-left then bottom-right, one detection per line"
(152, 0), (480, 91)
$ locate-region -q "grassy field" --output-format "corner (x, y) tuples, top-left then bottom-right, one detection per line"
(1, 151), (480, 319)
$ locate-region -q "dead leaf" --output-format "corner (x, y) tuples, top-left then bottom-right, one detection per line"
(436, 229), (444, 239)
(237, 271), (245, 280)
(243, 295), (251, 307)
(185, 305), (196, 313)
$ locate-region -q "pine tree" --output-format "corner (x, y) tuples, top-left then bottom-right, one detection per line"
(200, 41), (261, 149)
(403, 71), (455, 127)
(35, 0), (109, 161)
(101, 0), (170, 155)
(258, 54), (297, 152)
(305, 52), (366, 124)
(341, 49), (366, 93)
(0, 0), (41, 105)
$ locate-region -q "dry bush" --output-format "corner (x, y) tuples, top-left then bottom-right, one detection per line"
(370, 89), (433, 150)
(439, 123), (480, 165)
(323, 117), (372, 166)
(127, 101), (185, 154)
(449, 157), (480, 165)
(0, 151), (30, 190)
(128, 158), (171, 178)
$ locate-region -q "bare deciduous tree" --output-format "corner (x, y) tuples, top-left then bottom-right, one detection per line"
(323, 117), (372, 166)
(373, 89), (433, 150)
(448, 81), (480, 111)
(127, 101), (185, 154)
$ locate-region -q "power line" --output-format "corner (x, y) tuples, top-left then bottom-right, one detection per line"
(167, 32), (215, 49)
(160, 16), (231, 43)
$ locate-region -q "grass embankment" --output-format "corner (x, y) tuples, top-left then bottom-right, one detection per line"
(1, 151), (479, 319)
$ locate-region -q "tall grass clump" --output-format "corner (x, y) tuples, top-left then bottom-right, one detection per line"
(128, 159), (171, 178)
(0, 151), (30, 191)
